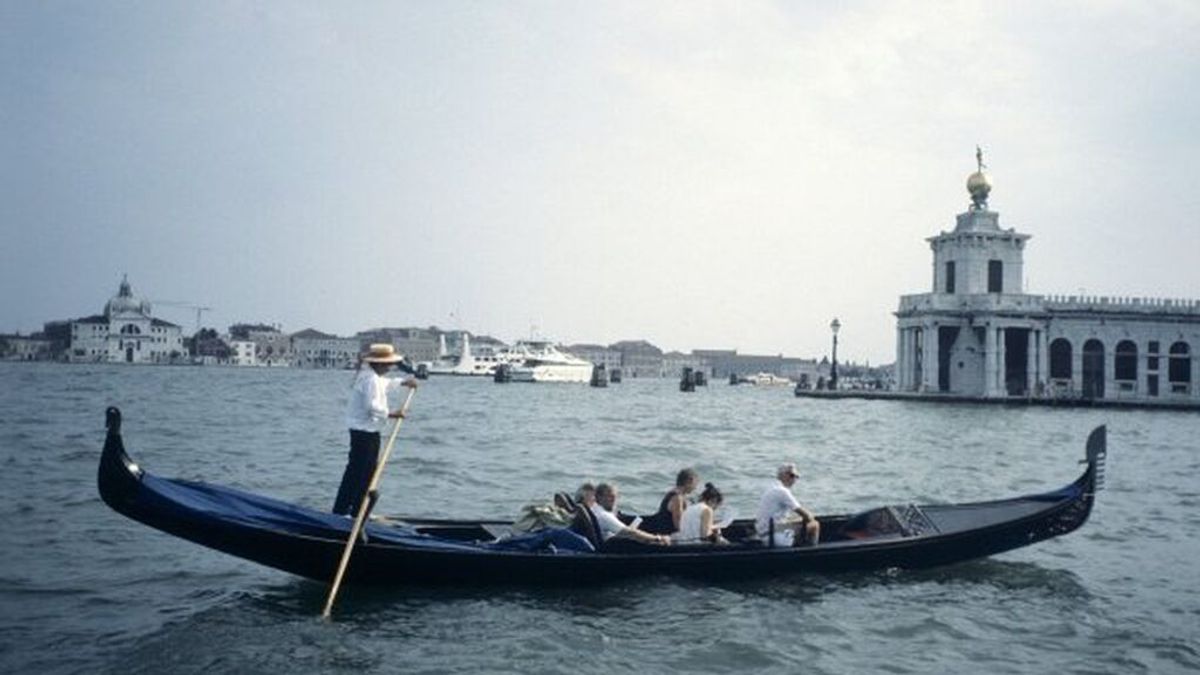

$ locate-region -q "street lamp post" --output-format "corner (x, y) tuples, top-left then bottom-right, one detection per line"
(829, 318), (841, 390)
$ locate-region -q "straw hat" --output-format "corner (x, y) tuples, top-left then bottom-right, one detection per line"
(362, 343), (403, 364)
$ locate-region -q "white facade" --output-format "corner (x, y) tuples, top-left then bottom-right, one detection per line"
(69, 277), (186, 364)
(895, 157), (1199, 404)
(228, 340), (257, 366)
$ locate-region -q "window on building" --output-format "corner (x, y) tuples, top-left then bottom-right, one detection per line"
(1169, 342), (1191, 385)
(987, 260), (1003, 293)
(1049, 338), (1072, 379)
(1115, 340), (1138, 381)
(1149, 341), (1160, 353)
(945, 261), (956, 294)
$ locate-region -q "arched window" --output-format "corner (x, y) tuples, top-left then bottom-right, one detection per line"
(1115, 340), (1138, 381)
(120, 324), (141, 335)
(1049, 339), (1072, 379)
(1169, 342), (1191, 384)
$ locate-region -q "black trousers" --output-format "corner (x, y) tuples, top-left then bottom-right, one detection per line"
(333, 430), (380, 515)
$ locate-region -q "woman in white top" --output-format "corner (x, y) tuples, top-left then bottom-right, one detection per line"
(675, 483), (727, 544)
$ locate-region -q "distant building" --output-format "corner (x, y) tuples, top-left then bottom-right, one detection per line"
(895, 152), (1199, 404)
(227, 340), (257, 367)
(0, 333), (52, 361)
(68, 277), (186, 364)
(609, 340), (663, 378)
(357, 327), (439, 364)
(246, 328), (292, 367)
(291, 328), (358, 368)
(693, 349), (819, 382)
(660, 351), (707, 378)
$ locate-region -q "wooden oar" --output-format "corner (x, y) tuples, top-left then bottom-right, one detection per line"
(321, 385), (417, 619)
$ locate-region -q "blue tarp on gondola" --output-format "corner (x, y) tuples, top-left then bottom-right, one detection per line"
(138, 474), (594, 553)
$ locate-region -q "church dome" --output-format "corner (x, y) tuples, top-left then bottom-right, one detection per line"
(104, 276), (152, 317)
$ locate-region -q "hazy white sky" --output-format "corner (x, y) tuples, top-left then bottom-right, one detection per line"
(3, 1), (1198, 363)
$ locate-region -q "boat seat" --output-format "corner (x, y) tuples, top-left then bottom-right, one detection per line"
(570, 504), (602, 550)
(554, 492), (577, 512)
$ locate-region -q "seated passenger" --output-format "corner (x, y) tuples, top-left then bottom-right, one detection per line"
(591, 483), (671, 546)
(675, 482), (728, 544)
(575, 482), (596, 509)
(641, 468), (698, 535)
(755, 463), (820, 547)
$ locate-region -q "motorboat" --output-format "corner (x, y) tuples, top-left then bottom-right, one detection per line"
(745, 372), (792, 386)
(506, 341), (593, 383)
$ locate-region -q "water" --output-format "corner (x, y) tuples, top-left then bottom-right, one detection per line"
(1, 362), (1198, 674)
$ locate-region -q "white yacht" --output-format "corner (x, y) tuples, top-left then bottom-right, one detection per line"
(745, 372), (793, 386)
(506, 341), (594, 383)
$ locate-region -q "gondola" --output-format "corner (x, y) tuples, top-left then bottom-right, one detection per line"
(98, 407), (1106, 585)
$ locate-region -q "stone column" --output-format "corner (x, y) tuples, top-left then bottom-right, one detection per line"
(1071, 338), (1083, 396)
(1038, 329), (1049, 394)
(922, 324), (935, 392)
(984, 324), (996, 398)
(895, 325), (903, 390)
(1026, 329), (1037, 397)
(997, 327), (1007, 396)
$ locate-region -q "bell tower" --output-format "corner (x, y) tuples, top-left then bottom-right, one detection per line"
(928, 148), (1029, 296)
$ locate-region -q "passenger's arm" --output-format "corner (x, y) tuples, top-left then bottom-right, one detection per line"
(620, 526), (670, 545)
(699, 507), (714, 539)
(669, 493), (686, 529)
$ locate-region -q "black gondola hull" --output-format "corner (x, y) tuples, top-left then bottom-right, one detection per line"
(98, 407), (1103, 586)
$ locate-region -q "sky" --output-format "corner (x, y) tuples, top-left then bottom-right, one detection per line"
(3, 1), (1198, 364)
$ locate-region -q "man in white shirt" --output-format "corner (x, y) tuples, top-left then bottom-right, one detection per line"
(590, 483), (671, 546)
(333, 343), (417, 516)
(755, 463), (820, 547)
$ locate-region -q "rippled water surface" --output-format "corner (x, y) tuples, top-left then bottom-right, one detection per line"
(1, 362), (1198, 673)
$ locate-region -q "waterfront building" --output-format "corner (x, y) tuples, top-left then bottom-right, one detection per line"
(68, 277), (186, 364)
(227, 340), (257, 367)
(609, 340), (663, 378)
(660, 350), (707, 378)
(245, 328), (291, 367)
(356, 327), (440, 364)
(895, 151), (1199, 404)
(0, 333), (53, 361)
(693, 348), (821, 382)
(291, 328), (358, 368)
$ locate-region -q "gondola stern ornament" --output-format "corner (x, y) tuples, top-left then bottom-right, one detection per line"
(1082, 424), (1107, 492)
(99, 406), (143, 505)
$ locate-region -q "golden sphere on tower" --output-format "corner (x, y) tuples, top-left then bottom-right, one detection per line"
(967, 170), (992, 206)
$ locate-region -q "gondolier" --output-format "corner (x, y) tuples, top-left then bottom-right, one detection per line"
(334, 343), (418, 516)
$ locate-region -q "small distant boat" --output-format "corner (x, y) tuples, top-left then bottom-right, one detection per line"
(744, 372), (792, 386)
(98, 407), (1107, 586)
(507, 341), (593, 383)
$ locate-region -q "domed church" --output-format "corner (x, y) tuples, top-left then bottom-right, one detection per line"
(69, 276), (187, 363)
(895, 149), (1199, 404)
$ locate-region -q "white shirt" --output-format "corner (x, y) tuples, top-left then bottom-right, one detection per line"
(590, 503), (626, 541)
(676, 502), (710, 543)
(345, 368), (400, 433)
(756, 480), (801, 538)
